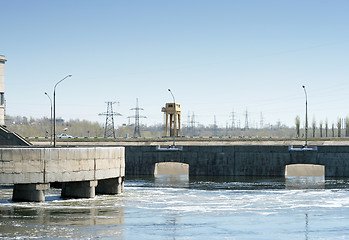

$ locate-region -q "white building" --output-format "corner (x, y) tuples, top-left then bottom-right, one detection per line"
(0, 55), (6, 125)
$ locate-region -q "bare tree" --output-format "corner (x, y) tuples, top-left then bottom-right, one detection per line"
(346, 117), (349, 137)
(295, 116), (300, 138)
(319, 121), (323, 138)
(325, 119), (329, 137)
(337, 118), (342, 137)
(312, 118), (316, 137)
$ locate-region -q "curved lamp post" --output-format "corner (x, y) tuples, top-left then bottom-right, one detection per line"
(302, 85), (308, 148)
(44, 92), (53, 146)
(168, 89), (176, 148)
(53, 75), (72, 147)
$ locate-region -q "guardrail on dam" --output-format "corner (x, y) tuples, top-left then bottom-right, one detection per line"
(0, 147), (125, 202)
(125, 145), (349, 177)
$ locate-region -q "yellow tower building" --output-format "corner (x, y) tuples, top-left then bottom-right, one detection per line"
(162, 103), (181, 137)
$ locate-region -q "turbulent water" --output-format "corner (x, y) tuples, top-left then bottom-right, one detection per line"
(1, 176), (349, 239)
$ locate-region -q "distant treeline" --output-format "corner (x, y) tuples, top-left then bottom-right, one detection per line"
(4, 115), (349, 139)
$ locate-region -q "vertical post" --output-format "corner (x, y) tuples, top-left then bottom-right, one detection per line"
(178, 113), (181, 136)
(45, 92), (53, 146)
(53, 89), (56, 147)
(169, 114), (173, 136)
(165, 113), (168, 136)
(168, 89), (176, 147)
(53, 75), (72, 147)
(302, 85), (308, 148)
(50, 100), (52, 145)
(174, 111), (177, 137)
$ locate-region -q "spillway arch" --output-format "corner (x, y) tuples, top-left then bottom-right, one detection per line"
(285, 164), (325, 178)
(154, 162), (189, 177)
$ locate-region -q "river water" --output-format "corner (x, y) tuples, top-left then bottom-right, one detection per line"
(1, 176), (349, 239)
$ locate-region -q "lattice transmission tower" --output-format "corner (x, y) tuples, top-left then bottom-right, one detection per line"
(186, 111), (197, 137)
(99, 101), (122, 138)
(213, 115), (218, 136)
(244, 109), (249, 130)
(230, 109), (236, 129)
(128, 98), (146, 137)
(190, 112), (198, 136)
(260, 112), (264, 129)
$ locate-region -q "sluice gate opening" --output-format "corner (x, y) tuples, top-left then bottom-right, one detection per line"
(154, 162), (189, 186)
(285, 164), (325, 189)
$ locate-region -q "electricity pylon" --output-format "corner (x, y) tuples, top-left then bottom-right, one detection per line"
(128, 98), (146, 137)
(244, 109), (249, 130)
(99, 101), (121, 138)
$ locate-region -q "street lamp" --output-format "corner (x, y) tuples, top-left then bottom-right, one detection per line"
(302, 85), (308, 148)
(44, 92), (53, 146)
(53, 75), (72, 147)
(168, 89), (176, 148)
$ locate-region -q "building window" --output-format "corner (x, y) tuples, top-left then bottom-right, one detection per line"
(0, 93), (4, 105)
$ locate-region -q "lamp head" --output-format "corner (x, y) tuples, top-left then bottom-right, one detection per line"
(302, 85), (305, 89)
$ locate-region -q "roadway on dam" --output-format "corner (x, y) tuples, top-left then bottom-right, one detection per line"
(31, 139), (349, 147)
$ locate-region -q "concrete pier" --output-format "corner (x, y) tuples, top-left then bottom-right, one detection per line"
(12, 183), (50, 202)
(96, 177), (124, 195)
(61, 180), (98, 199)
(0, 147), (125, 202)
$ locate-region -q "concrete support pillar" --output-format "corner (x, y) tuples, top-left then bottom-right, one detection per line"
(120, 177), (124, 193)
(61, 181), (97, 199)
(12, 183), (50, 202)
(96, 177), (124, 195)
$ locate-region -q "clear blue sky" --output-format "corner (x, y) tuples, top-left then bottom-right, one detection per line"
(1, 0), (349, 128)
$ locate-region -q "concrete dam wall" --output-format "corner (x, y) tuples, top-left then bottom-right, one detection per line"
(125, 145), (349, 177)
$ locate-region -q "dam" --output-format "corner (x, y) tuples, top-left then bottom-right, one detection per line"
(2, 143), (349, 202)
(125, 145), (349, 177)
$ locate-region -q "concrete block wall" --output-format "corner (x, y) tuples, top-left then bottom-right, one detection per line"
(95, 147), (125, 179)
(317, 146), (349, 177)
(0, 148), (45, 184)
(45, 148), (95, 183)
(125, 145), (349, 177)
(0, 147), (125, 185)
